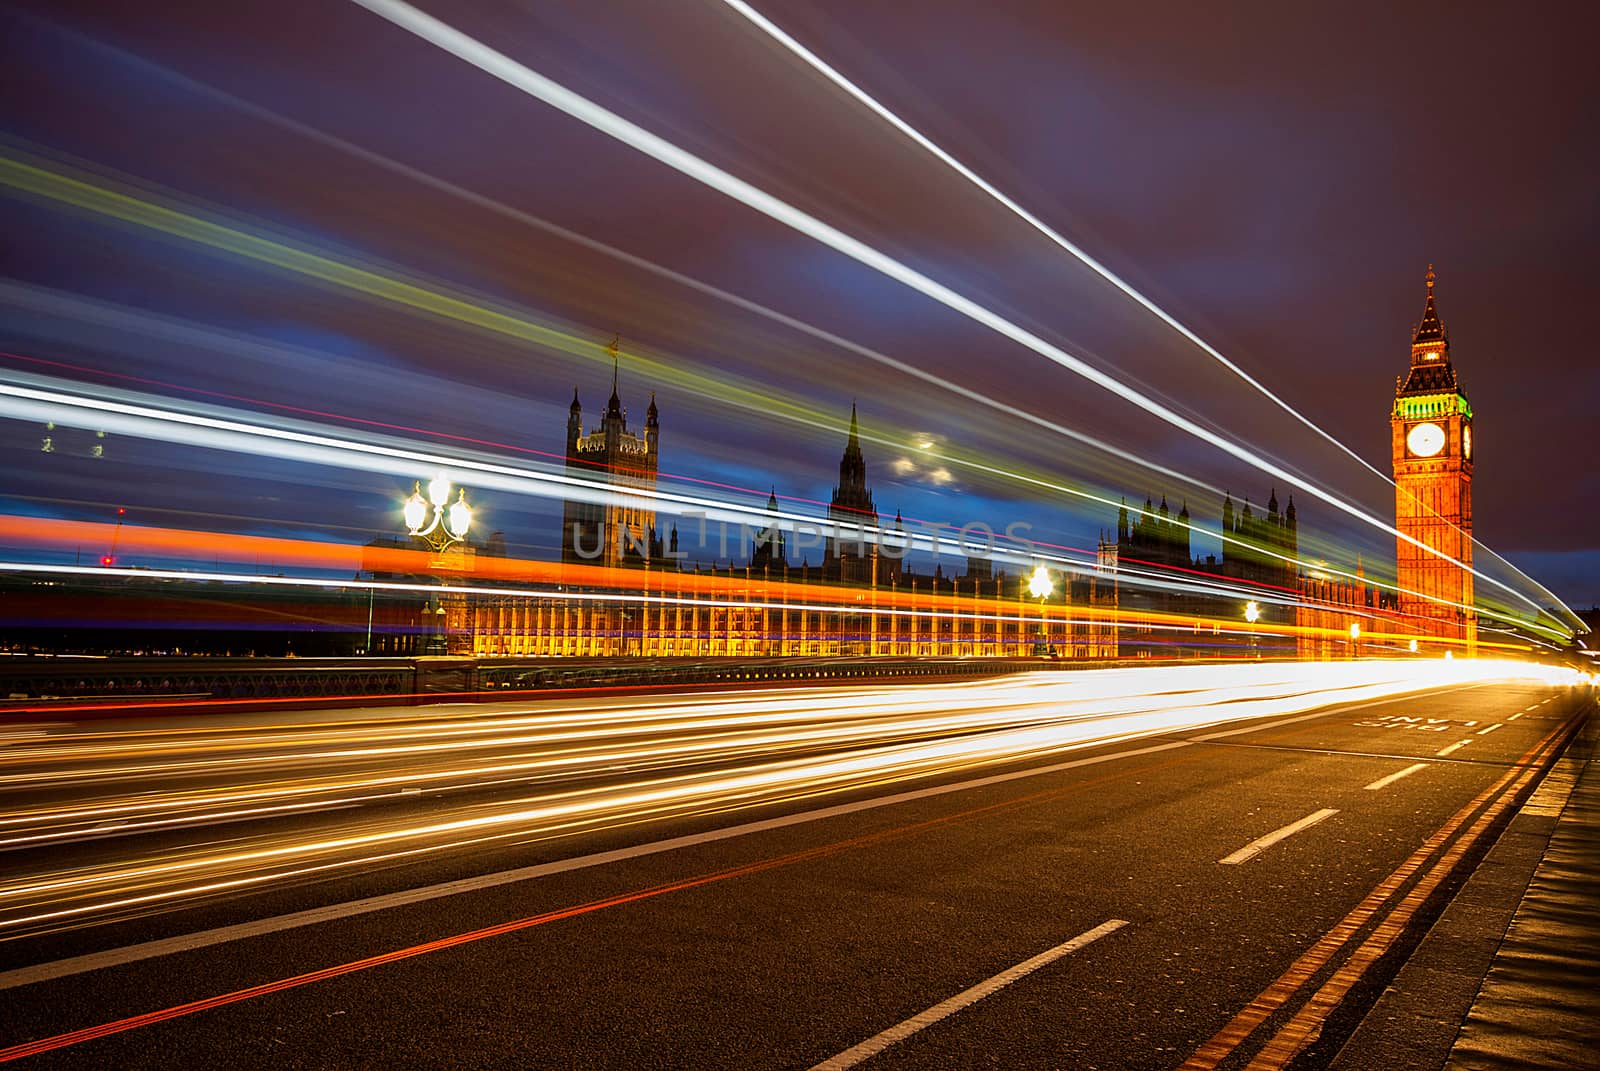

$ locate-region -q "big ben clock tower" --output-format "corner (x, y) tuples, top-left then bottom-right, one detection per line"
(1392, 266), (1476, 650)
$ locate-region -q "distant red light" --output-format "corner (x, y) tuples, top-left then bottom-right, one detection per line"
(100, 555), (114, 566)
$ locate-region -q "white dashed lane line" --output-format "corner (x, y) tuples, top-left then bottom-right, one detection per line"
(1219, 809), (1340, 865)
(1364, 763), (1429, 791)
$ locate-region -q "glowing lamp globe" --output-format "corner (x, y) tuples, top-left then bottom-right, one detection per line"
(427, 473), (452, 508)
(403, 484), (429, 533)
(447, 490), (473, 539)
(1028, 565), (1053, 600)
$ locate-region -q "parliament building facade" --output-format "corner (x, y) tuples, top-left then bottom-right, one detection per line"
(422, 269), (1478, 661)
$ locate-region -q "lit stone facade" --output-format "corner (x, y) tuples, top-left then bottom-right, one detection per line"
(1391, 268), (1476, 649)
(468, 399), (1117, 659)
(467, 565), (1118, 660)
(561, 363), (660, 569)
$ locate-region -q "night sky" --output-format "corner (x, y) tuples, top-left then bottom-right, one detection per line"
(1, 1), (1594, 617)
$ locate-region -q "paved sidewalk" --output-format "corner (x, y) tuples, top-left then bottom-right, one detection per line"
(1445, 718), (1600, 1070)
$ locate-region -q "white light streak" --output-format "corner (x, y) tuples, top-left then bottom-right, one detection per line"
(345, 0), (1555, 627)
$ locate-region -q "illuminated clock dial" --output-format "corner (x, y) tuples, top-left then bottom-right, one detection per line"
(1463, 425), (1472, 459)
(1407, 422), (1446, 457)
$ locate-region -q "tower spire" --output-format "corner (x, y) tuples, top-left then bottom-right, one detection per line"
(1413, 264), (1445, 345)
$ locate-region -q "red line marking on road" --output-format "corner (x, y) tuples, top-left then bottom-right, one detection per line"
(0, 750), (1198, 1062)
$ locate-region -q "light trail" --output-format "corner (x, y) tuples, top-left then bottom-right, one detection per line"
(719, 0), (1392, 484)
(0, 168), (1567, 636)
(345, 0), (1568, 634)
(0, 353), (1570, 643)
(0, 285), (1567, 640)
(0, 661), (1578, 937)
(0, 20), (1578, 641)
(0, 543), (1551, 655)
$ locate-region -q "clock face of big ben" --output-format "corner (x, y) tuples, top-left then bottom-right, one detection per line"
(1407, 422), (1446, 457)
(1463, 425), (1472, 459)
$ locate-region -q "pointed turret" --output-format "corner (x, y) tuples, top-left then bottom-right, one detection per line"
(827, 401), (877, 583)
(1222, 491), (1235, 535)
(566, 389), (582, 455)
(1399, 265), (1462, 395)
(1413, 265), (1445, 345)
(604, 334), (624, 422)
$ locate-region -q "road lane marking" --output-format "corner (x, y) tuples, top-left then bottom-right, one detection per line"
(0, 690), (1438, 991)
(808, 919), (1128, 1071)
(1509, 713), (1524, 721)
(0, 776), (1162, 1061)
(0, 740), (1187, 992)
(1437, 740), (1471, 756)
(1181, 710), (1583, 1071)
(1363, 764), (1429, 791)
(1240, 711), (1584, 1068)
(1476, 723), (1503, 736)
(1219, 809), (1339, 865)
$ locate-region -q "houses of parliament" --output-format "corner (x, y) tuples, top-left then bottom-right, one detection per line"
(411, 271), (1474, 661)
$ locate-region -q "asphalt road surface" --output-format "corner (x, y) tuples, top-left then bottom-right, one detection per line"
(0, 666), (1589, 1069)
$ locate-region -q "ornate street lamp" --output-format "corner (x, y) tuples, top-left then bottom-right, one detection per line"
(1029, 564), (1053, 657)
(1243, 600), (1261, 658)
(404, 473), (473, 552)
(403, 474), (472, 656)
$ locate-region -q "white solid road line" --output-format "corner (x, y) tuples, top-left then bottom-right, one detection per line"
(0, 691), (1438, 991)
(1476, 723), (1503, 736)
(1219, 808), (1340, 865)
(808, 919), (1129, 1071)
(1437, 740), (1471, 757)
(1363, 763), (1430, 791)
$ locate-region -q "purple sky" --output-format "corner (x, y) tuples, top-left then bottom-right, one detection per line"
(1, 1), (1594, 616)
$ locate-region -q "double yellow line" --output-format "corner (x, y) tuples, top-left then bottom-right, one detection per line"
(1182, 699), (1587, 1069)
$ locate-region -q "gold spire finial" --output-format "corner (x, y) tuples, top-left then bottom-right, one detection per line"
(1425, 264), (1435, 290)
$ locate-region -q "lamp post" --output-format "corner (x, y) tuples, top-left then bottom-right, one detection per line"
(1349, 621), (1361, 660)
(404, 474), (473, 552)
(404, 475), (473, 655)
(1244, 600), (1261, 659)
(1028, 564), (1053, 657)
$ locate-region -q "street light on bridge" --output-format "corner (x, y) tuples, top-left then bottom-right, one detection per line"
(404, 473), (473, 552)
(403, 474), (473, 656)
(1029, 564), (1053, 657)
